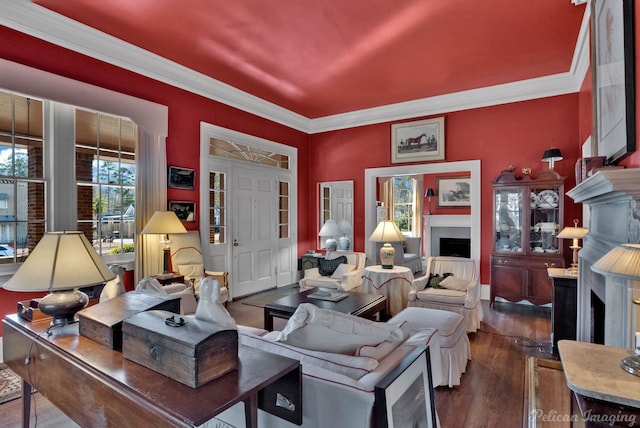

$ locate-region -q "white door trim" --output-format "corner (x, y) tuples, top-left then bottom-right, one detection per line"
(199, 123), (298, 297)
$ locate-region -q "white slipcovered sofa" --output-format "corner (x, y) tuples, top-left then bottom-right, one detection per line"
(207, 304), (441, 428)
(298, 250), (367, 291)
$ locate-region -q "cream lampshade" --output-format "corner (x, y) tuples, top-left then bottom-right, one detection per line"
(319, 219), (340, 251)
(2, 231), (116, 327)
(369, 220), (405, 269)
(556, 219), (589, 275)
(141, 211), (188, 277)
(338, 219), (353, 251)
(591, 243), (640, 376)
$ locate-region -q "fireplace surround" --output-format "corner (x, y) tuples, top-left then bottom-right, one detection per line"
(567, 169), (640, 348)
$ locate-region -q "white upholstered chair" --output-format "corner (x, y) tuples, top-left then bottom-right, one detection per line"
(298, 250), (367, 291)
(408, 256), (483, 333)
(168, 230), (229, 305)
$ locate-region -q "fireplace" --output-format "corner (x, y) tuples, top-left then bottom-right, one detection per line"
(440, 237), (470, 258)
(567, 169), (640, 348)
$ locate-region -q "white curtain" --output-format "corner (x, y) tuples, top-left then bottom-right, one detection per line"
(134, 127), (167, 283)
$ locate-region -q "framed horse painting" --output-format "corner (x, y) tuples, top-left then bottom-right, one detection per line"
(391, 117), (445, 164)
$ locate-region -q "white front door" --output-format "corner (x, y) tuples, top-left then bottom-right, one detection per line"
(231, 166), (277, 297)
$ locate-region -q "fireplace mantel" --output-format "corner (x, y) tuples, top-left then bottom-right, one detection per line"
(566, 168), (640, 348)
(423, 214), (471, 258)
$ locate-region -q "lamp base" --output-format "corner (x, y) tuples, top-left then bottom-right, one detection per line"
(338, 236), (351, 251)
(325, 238), (337, 252)
(566, 263), (578, 275)
(38, 289), (89, 327)
(621, 355), (640, 377)
(380, 243), (395, 269)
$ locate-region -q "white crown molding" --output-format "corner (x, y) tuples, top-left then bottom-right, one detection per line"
(1, 0), (590, 134)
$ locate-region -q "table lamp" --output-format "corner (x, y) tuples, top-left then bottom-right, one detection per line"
(541, 148), (563, 170)
(338, 219), (353, 251)
(591, 243), (640, 376)
(141, 211), (187, 278)
(2, 231), (116, 327)
(425, 188), (435, 215)
(318, 219), (340, 251)
(368, 220), (405, 269)
(556, 219), (589, 275)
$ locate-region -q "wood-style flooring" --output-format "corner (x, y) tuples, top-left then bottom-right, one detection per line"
(0, 297), (568, 428)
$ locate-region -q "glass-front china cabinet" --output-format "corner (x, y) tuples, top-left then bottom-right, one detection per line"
(490, 169), (565, 306)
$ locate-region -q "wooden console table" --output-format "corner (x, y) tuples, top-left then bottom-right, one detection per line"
(558, 340), (640, 427)
(2, 314), (301, 428)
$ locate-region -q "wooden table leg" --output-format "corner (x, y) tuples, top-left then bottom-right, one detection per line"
(21, 379), (31, 428)
(244, 394), (258, 428)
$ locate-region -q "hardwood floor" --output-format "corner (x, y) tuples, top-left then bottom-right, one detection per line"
(0, 297), (567, 428)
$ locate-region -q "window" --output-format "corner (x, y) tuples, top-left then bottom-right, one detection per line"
(0, 89), (137, 264)
(393, 176), (416, 234)
(209, 171), (226, 244)
(76, 109), (136, 256)
(0, 92), (46, 263)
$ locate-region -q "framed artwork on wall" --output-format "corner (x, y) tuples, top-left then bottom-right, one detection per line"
(591, 0), (635, 165)
(374, 346), (437, 428)
(168, 200), (196, 222)
(168, 166), (196, 190)
(437, 176), (471, 207)
(391, 117), (445, 164)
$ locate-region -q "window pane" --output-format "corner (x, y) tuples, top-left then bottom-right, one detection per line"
(209, 171), (226, 244)
(0, 91), (45, 264)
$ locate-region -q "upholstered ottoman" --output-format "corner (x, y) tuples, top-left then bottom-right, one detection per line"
(387, 307), (470, 387)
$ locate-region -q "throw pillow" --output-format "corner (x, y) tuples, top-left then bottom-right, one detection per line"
(319, 256), (347, 276)
(440, 275), (470, 291)
(330, 263), (356, 279)
(424, 273), (440, 289)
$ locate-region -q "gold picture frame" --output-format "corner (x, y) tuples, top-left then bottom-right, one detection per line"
(391, 117), (445, 164)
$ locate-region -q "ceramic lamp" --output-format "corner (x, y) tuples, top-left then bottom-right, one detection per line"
(338, 219), (353, 251)
(368, 220), (405, 269)
(319, 219), (340, 251)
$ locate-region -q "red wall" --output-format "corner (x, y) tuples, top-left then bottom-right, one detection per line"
(309, 95), (583, 284)
(0, 27), (310, 334)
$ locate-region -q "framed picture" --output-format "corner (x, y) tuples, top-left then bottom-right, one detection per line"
(437, 176), (471, 207)
(591, 0), (635, 165)
(391, 117), (445, 164)
(374, 346), (437, 428)
(168, 166), (196, 190)
(168, 200), (196, 222)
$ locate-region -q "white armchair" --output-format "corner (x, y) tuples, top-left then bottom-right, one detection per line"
(408, 256), (483, 333)
(298, 251), (366, 291)
(168, 231), (229, 305)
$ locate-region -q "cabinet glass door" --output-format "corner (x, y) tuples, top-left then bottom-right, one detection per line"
(529, 186), (561, 254)
(494, 187), (523, 252)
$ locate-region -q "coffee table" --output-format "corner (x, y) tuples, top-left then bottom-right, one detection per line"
(263, 288), (388, 331)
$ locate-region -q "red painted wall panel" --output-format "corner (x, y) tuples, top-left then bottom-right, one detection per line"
(309, 95), (583, 284)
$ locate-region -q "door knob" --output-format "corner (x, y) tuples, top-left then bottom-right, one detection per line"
(233, 239), (239, 247)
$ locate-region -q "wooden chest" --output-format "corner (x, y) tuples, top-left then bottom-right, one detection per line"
(78, 292), (180, 351)
(122, 310), (239, 388)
